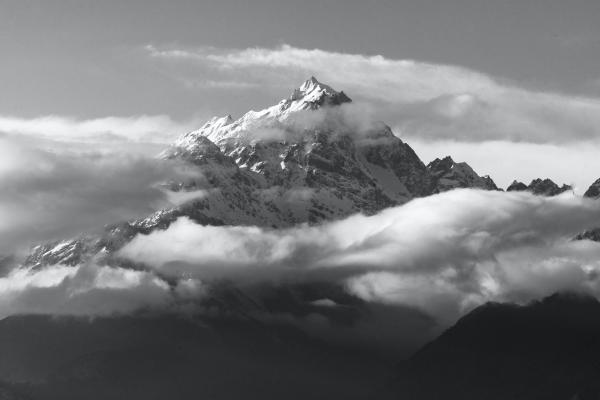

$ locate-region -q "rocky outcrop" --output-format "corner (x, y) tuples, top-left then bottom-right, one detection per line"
(507, 178), (572, 196)
(427, 156), (499, 193)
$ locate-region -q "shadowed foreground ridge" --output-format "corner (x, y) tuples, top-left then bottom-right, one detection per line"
(398, 292), (600, 400)
(2, 291), (600, 399)
(0, 281), (433, 400)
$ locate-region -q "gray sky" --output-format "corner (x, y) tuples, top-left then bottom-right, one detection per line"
(2, 0), (600, 117)
(2, 0), (600, 190)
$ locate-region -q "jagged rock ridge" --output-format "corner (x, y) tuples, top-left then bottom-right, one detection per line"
(507, 178), (572, 196)
(427, 156), (498, 193)
(574, 178), (600, 242)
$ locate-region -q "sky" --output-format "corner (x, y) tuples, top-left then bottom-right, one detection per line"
(2, 0), (600, 117)
(4, 1), (600, 340)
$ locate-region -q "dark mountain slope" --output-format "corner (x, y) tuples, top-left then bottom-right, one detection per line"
(398, 292), (600, 400)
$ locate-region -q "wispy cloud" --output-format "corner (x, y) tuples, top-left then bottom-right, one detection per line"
(177, 78), (260, 90)
(0, 263), (203, 318)
(0, 135), (198, 254)
(0, 114), (198, 144)
(145, 43), (600, 145)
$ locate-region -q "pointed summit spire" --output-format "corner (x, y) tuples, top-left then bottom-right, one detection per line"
(289, 77), (352, 106)
(297, 76), (322, 92)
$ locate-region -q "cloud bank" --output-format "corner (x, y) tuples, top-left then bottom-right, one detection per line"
(0, 263), (203, 318)
(0, 135), (197, 254)
(2, 188), (600, 348)
(114, 189), (600, 323)
(0, 114), (198, 144)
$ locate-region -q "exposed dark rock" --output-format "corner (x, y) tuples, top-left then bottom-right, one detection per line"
(584, 178), (600, 199)
(427, 156), (499, 193)
(507, 178), (571, 196)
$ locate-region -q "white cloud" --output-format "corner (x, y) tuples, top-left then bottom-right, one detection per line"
(0, 135), (198, 254)
(0, 244), (209, 317)
(118, 189), (600, 323)
(146, 43), (600, 145)
(0, 263), (184, 318)
(0, 114), (198, 144)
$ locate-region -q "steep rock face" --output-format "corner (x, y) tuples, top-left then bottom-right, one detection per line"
(507, 178), (572, 196)
(584, 178), (600, 199)
(427, 156), (499, 193)
(506, 180), (528, 192)
(398, 292), (600, 400)
(574, 178), (600, 242)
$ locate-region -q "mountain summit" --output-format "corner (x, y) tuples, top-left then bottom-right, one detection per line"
(289, 76), (352, 108)
(164, 78), (434, 225)
(174, 76), (351, 147)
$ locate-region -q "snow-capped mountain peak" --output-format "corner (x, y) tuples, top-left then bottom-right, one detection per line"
(288, 76), (352, 109)
(28, 78), (501, 268)
(174, 77), (352, 148)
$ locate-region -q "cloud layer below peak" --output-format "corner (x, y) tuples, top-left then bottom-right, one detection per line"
(117, 189), (600, 323)
(3, 189), (600, 345)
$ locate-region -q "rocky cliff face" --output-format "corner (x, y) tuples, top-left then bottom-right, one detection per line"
(427, 156), (498, 193)
(573, 178), (600, 242)
(584, 178), (600, 199)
